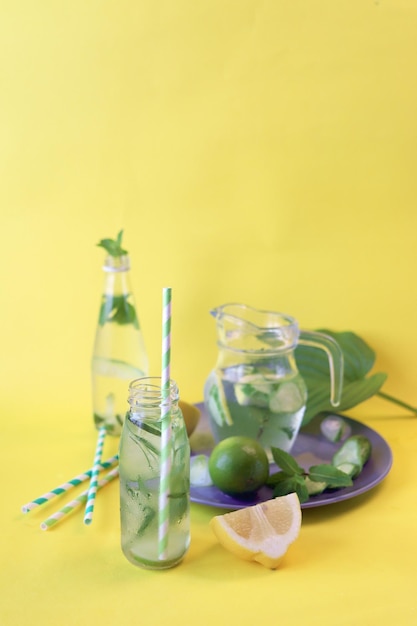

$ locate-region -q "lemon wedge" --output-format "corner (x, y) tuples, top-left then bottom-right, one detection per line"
(210, 493), (301, 569)
(178, 400), (200, 437)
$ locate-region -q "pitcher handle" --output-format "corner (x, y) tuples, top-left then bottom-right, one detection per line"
(298, 330), (344, 407)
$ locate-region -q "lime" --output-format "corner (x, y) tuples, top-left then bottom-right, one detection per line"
(208, 436), (269, 495)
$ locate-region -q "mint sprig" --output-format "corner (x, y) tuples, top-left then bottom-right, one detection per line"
(97, 229), (127, 257)
(267, 447), (353, 504)
(295, 329), (417, 424)
(98, 294), (139, 328)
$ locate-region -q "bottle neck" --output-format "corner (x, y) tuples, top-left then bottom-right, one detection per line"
(102, 254), (130, 273)
(128, 377), (179, 420)
(101, 255), (132, 297)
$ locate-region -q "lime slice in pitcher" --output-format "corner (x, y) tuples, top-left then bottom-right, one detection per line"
(206, 376), (233, 426)
(269, 381), (304, 413)
(234, 374), (272, 408)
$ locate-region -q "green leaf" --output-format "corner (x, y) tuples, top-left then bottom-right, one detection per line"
(98, 294), (139, 327)
(293, 476), (310, 503)
(266, 470), (293, 486)
(97, 229), (128, 257)
(270, 447), (304, 475)
(296, 330), (376, 382)
(320, 330), (377, 381)
(302, 373), (387, 424)
(272, 474), (309, 503)
(272, 475), (299, 498)
(309, 464), (353, 487)
(294, 329), (388, 425)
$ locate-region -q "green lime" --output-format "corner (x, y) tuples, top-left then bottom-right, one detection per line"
(208, 436), (269, 495)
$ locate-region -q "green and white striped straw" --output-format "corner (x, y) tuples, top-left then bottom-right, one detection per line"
(21, 454), (118, 513)
(158, 287), (172, 560)
(40, 466), (119, 531)
(84, 426), (107, 525)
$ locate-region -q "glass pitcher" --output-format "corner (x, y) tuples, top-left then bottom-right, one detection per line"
(204, 303), (344, 453)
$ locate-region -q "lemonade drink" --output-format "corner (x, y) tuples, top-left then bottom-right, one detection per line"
(204, 366), (307, 453)
(92, 354), (146, 435)
(92, 242), (149, 436)
(205, 303), (343, 454)
(119, 378), (190, 569)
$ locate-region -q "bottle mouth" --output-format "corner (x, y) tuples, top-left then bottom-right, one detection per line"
(128, 376), (179, 409)
(102, 254), (130, 272)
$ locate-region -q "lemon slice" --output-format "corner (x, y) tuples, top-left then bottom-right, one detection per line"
(210, 493), (301, 569)
(178, 400), (200, 437)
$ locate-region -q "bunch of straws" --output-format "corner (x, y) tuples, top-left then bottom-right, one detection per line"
(21, 455), (119, 530)
(22, 287), (175, 558)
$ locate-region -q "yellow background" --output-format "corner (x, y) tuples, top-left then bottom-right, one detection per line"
(1, 2), (416, 625)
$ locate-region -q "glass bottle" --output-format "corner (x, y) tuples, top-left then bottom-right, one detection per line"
(119, 377), (190, 569)
(91, 241), (148, 436)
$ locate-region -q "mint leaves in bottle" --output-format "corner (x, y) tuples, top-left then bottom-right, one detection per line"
(91, 230), (149, 436)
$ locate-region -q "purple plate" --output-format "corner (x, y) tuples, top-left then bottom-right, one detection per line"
(189, 403), (393, 510)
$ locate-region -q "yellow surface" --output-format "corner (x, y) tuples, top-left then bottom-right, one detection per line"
(1, 1), (417, 624)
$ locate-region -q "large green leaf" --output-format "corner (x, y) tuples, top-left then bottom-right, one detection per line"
(301, 373), (387, 424)
(295, 329), (387, 425)
(296, 329), (376, 382)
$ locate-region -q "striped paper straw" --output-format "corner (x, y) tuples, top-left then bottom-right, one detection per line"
(158, 286), (172, 560)
(83, 426), (107, 525)
(41, 466), (119, 531)
(21, 454), (118, 513)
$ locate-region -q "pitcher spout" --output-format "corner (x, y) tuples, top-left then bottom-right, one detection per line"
(209, 303), (300, 352)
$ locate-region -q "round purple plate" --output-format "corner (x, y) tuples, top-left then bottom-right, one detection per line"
(189, 403), (393, 510)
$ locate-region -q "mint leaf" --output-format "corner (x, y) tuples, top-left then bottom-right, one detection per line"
(293, 476), (310, 503)
(98, 294), (139, 327)
(97, 229), (128, 257)
(309, 464), (353, 487)
(267, 446), (355, 503)
(270, 447), (304, 475)
(266, 470), (293, 487)
(272, 476), (300, 498)
(272, 475), (309, 503)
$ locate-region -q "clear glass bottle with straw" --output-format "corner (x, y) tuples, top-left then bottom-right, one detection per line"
(119, 377), (191, 569)
(91, 230), (149, 436)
